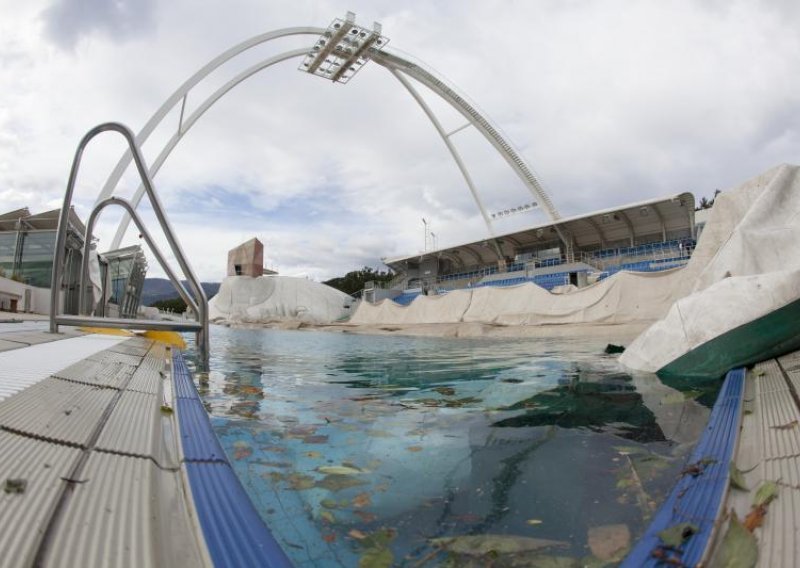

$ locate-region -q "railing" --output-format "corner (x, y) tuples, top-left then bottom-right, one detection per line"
(49, 122), (209, 369)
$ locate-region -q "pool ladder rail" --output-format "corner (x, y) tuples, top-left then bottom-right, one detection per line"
(49, 122), (210, 369)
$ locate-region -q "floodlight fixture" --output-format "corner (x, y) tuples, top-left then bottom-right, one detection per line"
(299, 12), (390, 84)
(489, 201), (538, 220)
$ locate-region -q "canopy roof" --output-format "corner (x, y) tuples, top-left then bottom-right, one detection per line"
(0, 207), (86, 235)
(384, 192), (695, 271)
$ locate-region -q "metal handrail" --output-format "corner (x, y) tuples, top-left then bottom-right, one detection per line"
(50, 122), (209, 369)
(78, 197), (199, 317)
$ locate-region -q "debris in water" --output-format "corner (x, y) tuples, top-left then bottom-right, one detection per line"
(316, 474), (368, 492)
(588, 524), (630, 561)
(317, 465), (365, 475)
(604, 344), (626, 354)
(430, 534), (568, 556)
(352, 492), (372, 508)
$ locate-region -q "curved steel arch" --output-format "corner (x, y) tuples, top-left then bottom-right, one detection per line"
(105, 25), (560, 250)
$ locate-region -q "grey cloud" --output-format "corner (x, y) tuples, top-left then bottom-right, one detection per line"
(42, 0), (156, 49)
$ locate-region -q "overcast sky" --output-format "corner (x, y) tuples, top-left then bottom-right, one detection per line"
(1, 0), (799, 282)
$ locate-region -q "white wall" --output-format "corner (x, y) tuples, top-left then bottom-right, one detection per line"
(0, 276), (52, 315)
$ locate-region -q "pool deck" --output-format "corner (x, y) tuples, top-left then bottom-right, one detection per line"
(0, 322), (289, 567)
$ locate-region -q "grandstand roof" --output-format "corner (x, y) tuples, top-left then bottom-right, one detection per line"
(384, 192), (696, 270)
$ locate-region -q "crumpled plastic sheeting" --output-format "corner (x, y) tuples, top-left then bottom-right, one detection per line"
(208, 275), (352, 324)
(621, 164), (800, 372)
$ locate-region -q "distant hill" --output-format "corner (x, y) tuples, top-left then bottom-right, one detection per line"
(141, 278), (220, 307)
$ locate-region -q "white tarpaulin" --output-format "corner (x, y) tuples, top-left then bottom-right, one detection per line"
(209, 275), (352, 324)
(620, 164), (800, 372)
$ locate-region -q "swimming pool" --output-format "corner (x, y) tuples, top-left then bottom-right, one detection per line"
(187, 325), (718, 567)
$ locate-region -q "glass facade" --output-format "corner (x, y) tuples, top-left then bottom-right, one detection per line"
(19, 231), (57, 287)
(101, 245), (148, 319)
(0, 232), (17, 278)
(0, 211), (86, 314)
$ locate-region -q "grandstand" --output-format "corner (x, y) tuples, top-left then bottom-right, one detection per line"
(380, 193), (696, 304)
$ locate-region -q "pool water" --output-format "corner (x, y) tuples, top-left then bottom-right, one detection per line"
(187, 325), (720, 567)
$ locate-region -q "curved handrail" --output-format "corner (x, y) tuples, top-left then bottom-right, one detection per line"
(79, 196), (200, 317)
(50, 122), (209, 368)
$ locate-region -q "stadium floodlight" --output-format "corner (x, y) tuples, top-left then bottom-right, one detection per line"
(299, 12), (390, 84)
(489, 201), (538, 220)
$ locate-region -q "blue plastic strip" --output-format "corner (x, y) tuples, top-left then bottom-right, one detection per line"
(176, 397), (228, 462)
(622, 367), (745, 567)
(172, 350), (292, 568)
(172, 348), (197, 399)
(186, 462), (292, 568)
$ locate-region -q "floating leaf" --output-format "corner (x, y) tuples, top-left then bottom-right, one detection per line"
(657, 522), (698, 548)
(317, 465), (365, 476)
(753, 481), (779, 507)
(358, 546), (393, 568)
(348, 529), (368, 540)
(528, 556), (581, 568)
(614, 446), (646, 456)
(431, 535), (568, 556)
(322, 533), (336, 543)
(407, 446), (423, 452)
(587, 524), (630, 561)
(770, 420), (798, 430)
(319, 510), (336, 524)
(366, 430), (393, 438)
(352, 492), (372, 508)
(316, 474), (368, 492)
(303, 435), (329, 444)
(264, 471), (285, 483)
(433, 386), (456, 396)
(729, 463), (749, 491)
(717, 512), (758, 568)
(527, 519), (543, 525)
(160, 405), (173, 414)
(354, 510), (378, 523)
(287, 473), (315, 490)
(305, 451), (322, 459)
(321, 499), (339, 509)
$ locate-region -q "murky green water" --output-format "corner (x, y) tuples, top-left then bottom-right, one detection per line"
(186, 325), (720, 567)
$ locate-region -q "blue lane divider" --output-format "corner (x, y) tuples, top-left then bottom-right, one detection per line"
(622, 367), (745, 567)
(172, 349), (292, 568)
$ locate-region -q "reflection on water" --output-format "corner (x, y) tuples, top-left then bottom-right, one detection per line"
(185, 326), (721, 567)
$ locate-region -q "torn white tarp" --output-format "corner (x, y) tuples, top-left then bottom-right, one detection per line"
(208, 275), (353, 324)
(620, 163), (800, 374)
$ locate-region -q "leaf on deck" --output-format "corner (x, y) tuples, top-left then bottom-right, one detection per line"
(717, 512), (758, 568)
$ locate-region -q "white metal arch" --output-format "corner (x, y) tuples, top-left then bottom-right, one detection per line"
(103, 23), (561, 251)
